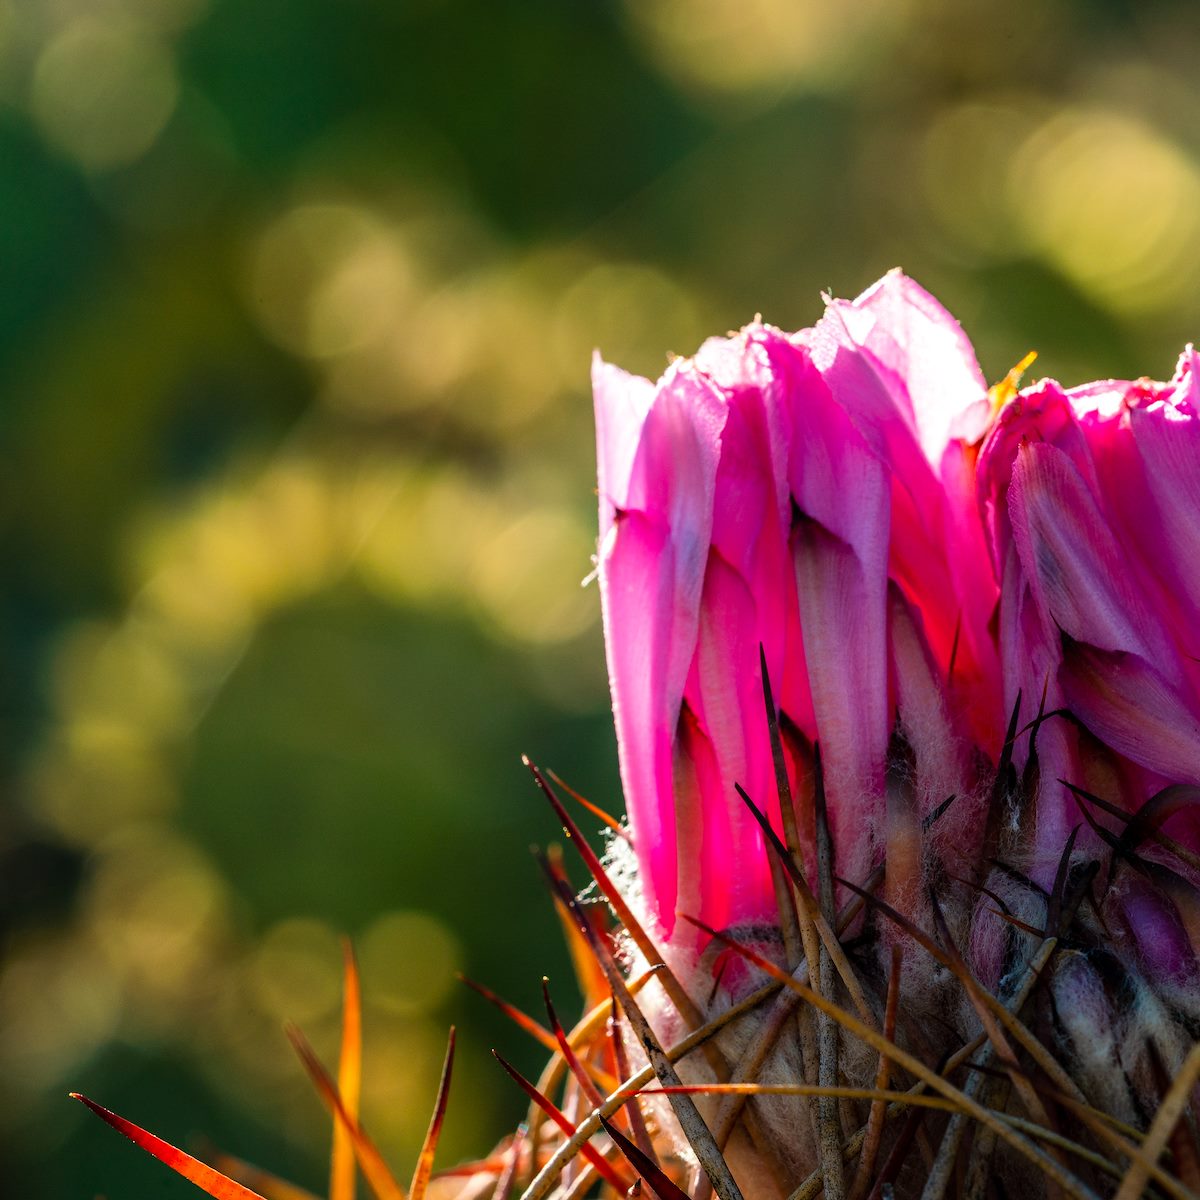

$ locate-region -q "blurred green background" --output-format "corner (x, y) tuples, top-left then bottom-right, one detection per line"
(3, 0), (1200, 1195)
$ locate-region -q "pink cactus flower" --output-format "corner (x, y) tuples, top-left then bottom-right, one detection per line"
(594, 272), (1200, 1167)
(976, 350), (1200, 1004)
(594, 271), (1000, 948)
(978, 349), (1200, 850)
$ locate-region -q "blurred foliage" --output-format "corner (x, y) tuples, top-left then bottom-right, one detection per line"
(3, 0), (1200, 1195)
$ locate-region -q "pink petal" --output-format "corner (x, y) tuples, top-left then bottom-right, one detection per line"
(977, 380), (1096, 580)
(1129, 376), (1200, 641)
(809, 269), (991, 463)
(931, 440), (1004, 756)
(1059, 641), (1200, 786)
(887, 585), (971, 855)
(811, 271), (1001, 751)
(595, 362), (727, 937)
(592, 356), (656, 544)
(792, 516), (887, 889)
(785, 377), (890, 887)
(599, 513), (682, 935)
(698, 330), (805, 714)
(674, 701), (733, 941)
(679, 328), (822, 929)
(683, 553), (779, 930)
(1007, 440), (1174, 668)
(992, 541), (1091, 882)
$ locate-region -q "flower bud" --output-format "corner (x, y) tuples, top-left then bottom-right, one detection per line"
(594, 272), (996, 953)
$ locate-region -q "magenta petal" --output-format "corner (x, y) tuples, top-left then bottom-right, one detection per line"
(781, 361), (891, 886)
(684, 553), (780, 929)
(599, 513), (681, 934)
(595, 363), (727, 937)
(674, 701), (733, 940)
(812, 273), (1001, 748)
(1059, 641), (1200, 786)
(680, 330), (821, 929)
(991, 541), (1091, 881)
(593, 356), (656, 543)
(1130, 385), (1200, 625)
(791, 515), (888, 888)
(910, 435), (1004, 757)
(701, 332), (802, 703)
(811, 269), (991, 463)
(1007, 440), (1174, 667)
(977, 380), (1097, 576)
(887, 585), (970, 845)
